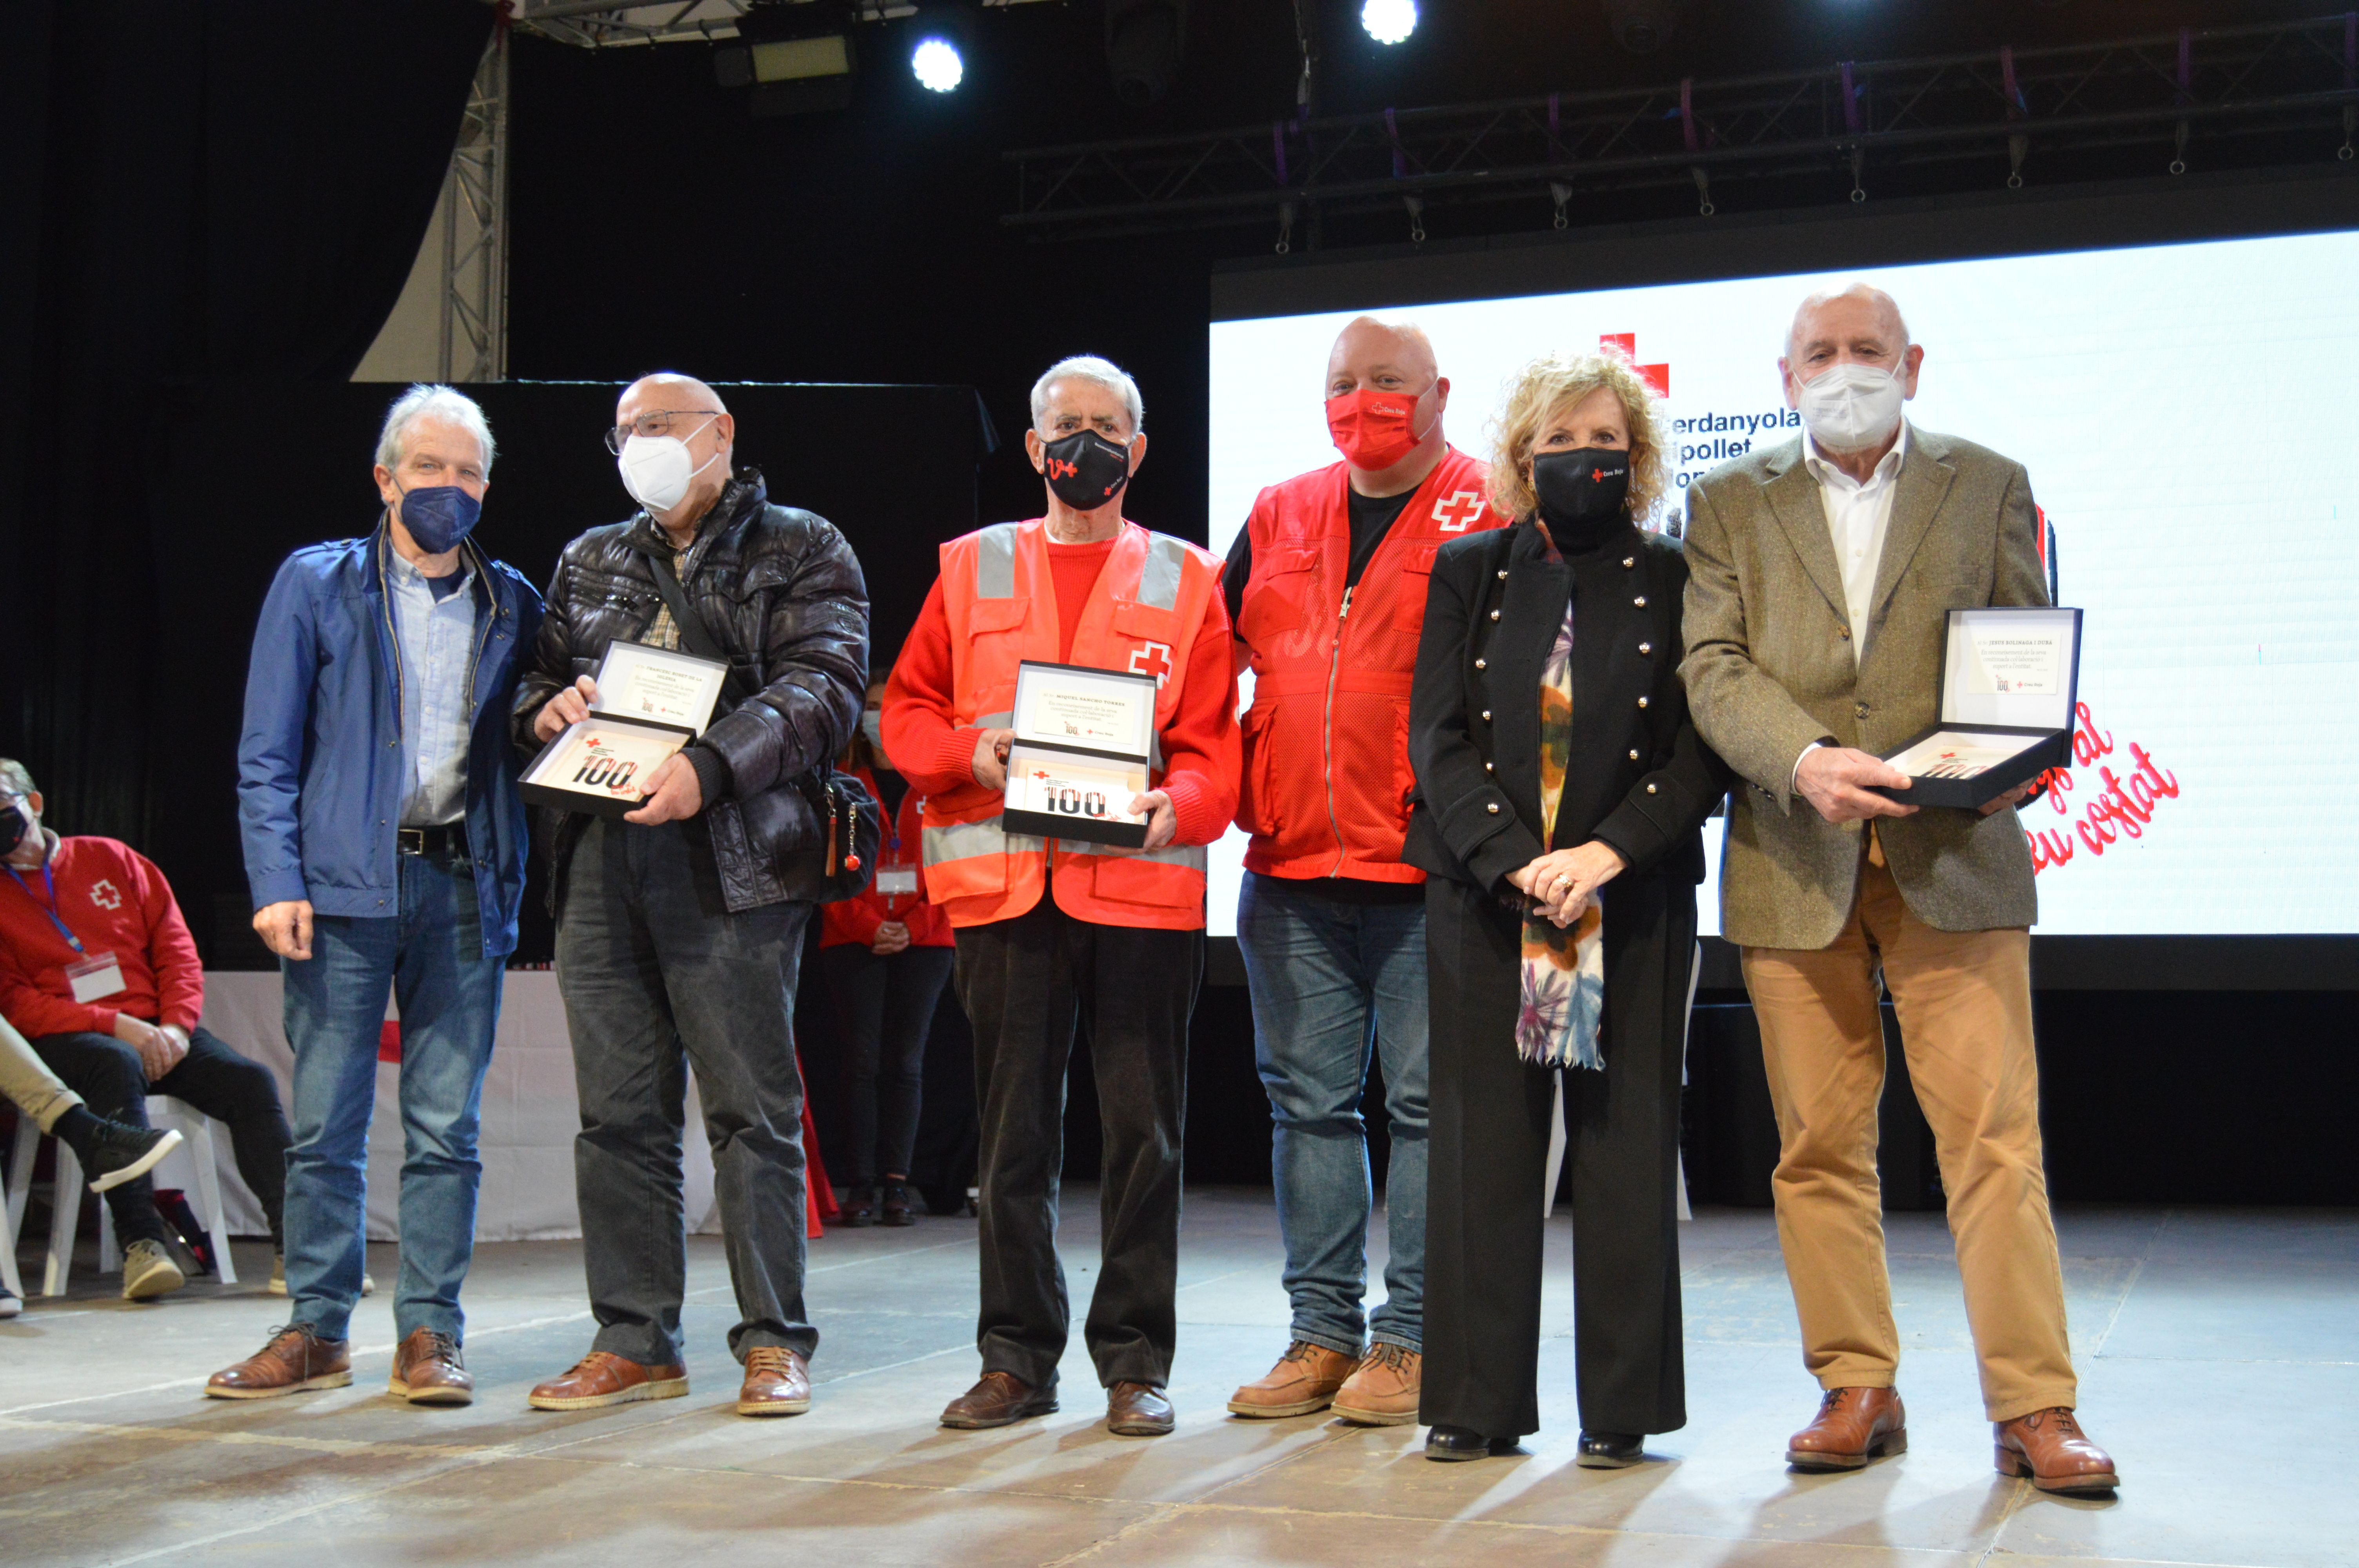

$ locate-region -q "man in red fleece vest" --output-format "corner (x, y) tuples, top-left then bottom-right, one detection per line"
(0, 760), (291, 1301)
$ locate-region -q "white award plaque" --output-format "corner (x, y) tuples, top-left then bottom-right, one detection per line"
(1003, 744), (1150, 849)
(1872, 606), (2083, 809)
(1012, 660), (1157, 758)
(521, 715), (694, 820)
(595, 640), (728, 735)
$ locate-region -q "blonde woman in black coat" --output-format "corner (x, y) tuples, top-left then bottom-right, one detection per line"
(1403, 350), (1729, 1464)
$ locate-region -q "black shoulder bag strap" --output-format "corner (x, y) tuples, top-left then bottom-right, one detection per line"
(637, 542), (874, 892)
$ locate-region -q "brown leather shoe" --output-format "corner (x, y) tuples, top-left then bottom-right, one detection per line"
(527, 1350), (689, 1411)
(1332, 1342), (1422, 1427)
(738, 1346), (812, 1417)
(940, 1370), (1059, 1429)
(1107, 1381), (1175, 1437)
(1996, 1407), (2119, 1494)
(1227, 1340), (1358, 1418)
(389, 1327), (474, 1406)
(1786, 1386), (1908, 1470)
(205, 1325), (353, 1400)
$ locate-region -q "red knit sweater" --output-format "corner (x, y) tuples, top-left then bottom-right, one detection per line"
(0, 835), (205, 1038)
(884, 562), (1240, 849)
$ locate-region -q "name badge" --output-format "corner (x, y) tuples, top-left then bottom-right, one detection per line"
(66, 951), (127, 1003)
(876, 868), (918, 896)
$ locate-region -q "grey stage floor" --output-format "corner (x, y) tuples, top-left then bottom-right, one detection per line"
(4, 1191), (2354, 1568)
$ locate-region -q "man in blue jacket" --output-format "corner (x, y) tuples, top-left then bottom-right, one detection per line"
(211, 384), (542, 1408)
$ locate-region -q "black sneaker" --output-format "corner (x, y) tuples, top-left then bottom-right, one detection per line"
(879, 1184), (918, 1227)
(85, 1121), (182, 1194)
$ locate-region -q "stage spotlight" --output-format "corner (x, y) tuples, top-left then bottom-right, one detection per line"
(1603, 0), (1691, 53)
(1361, 0), (1416, 46)
(1106, 0), (1187, 107)
(912, 36), (963, 92)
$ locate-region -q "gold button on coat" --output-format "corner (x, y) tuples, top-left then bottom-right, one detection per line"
(1633, 595), (1647, 608)
(1637, 695), (1649, 708)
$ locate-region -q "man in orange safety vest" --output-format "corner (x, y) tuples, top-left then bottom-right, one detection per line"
(883, 355), (1239, 1440)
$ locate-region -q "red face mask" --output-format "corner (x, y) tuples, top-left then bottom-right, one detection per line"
(1325, 387), (1430, 470)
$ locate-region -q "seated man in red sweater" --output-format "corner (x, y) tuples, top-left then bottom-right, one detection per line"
(0, 760), (292, 1301)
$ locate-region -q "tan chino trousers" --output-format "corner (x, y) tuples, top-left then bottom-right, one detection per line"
(1740, 835), (2075, 1422)
(1, 1011), (84, 1133)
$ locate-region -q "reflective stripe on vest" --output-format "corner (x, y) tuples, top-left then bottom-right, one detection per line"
(923, 817), (1205, 875)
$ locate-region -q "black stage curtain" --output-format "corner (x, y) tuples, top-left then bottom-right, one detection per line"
(0, 0), (493, 846)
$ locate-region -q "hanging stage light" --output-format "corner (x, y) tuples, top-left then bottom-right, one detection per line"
(912, 35), (964, 92)
(1361, 0), (1416, 46)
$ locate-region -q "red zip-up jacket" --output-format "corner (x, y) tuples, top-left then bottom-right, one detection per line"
(0, 835), (205, 1038)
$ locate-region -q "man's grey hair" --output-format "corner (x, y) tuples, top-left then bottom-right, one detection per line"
(376, 384), (496, 475)
(1030, 356), (1145, 434)
(0, 757), (36, 800)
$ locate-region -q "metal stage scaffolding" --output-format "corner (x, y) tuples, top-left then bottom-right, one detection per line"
(1002, 13), (2359, 248)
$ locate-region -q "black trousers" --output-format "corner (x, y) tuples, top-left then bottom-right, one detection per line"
(953, 896), (1200, 1390)
(1420, 872), (1693, 1440)
(818, 942), (955, 1187)
(31, 1026), (291, 1249)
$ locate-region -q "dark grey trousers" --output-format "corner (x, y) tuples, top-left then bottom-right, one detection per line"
(554, 815), (816, 1367)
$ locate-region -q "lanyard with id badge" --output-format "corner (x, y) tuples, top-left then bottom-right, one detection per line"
(872, 797), (921, 909)
(5, 862), (127, 1002)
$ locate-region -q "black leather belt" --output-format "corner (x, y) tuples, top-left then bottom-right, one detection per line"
(397, 824), (470, 858)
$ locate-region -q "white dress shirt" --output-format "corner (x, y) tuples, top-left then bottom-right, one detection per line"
(1803, 419), (1910, 663)
(1793, 421), (1909, 789)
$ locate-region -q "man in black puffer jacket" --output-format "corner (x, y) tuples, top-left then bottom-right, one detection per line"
(513, 373), (867, 1421)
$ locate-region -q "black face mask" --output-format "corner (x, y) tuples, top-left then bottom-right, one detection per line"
(0, 799), (28, 859)
(1040, 430), (1133, 512)
(1531, 446), (1632, 552)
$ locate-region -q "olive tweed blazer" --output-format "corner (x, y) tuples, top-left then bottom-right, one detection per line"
(1678, 426), (2050, 950)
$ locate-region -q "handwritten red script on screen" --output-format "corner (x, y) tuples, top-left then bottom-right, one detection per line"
(2025, 702), (2181, 873)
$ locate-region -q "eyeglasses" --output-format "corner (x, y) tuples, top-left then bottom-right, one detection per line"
(604, 409), (722, 454)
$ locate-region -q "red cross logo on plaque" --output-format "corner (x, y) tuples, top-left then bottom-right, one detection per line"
(1433, 490), (1487, 532)
(1129, 641), (1174, 688)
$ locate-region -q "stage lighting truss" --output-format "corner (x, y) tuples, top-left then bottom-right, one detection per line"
(1004, 13), (2359, 243)
(513, 0), (1062, 49)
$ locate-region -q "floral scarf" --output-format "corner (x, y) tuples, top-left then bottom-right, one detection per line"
(1515, 588), (1607, 1071)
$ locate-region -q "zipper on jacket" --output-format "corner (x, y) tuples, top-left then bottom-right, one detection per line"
(1320, 585), (1351, 876)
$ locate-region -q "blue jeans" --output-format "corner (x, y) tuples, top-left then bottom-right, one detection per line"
(1236, 873), (1430, 1355)
(280, 849), (504, 1344)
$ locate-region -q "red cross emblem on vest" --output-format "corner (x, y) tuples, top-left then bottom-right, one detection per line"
(1129, 641), (1174, 688)
(1433, 490), (1487, 532)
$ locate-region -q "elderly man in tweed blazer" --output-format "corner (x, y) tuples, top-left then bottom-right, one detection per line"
(1679, 283), (2117, 1496)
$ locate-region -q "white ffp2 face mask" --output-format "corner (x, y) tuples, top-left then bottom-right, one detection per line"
(1795, 360), (1906, 452)
(617, 417), (722, 515)
(860, 711), (884, 749)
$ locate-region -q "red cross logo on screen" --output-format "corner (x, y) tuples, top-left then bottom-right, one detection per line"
(1129, 641), (1174, 688)
(1598, 332), (1670, 399)
(1433, 490), (1488, 532)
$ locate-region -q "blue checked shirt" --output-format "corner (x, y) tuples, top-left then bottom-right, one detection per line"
(387, 550), (482, 827)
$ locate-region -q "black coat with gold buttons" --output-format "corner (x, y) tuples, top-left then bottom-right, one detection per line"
(1403, 514), (1728, 895)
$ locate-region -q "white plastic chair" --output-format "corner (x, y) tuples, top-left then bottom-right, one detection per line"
(3, 1098), (238, 1297)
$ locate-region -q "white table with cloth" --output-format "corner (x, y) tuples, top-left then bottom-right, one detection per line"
(195, 970), (739, 1241)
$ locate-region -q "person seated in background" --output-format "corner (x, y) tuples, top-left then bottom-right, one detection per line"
(0, 761), (293, 1303)
(0, 1009), (186, 1318)
(818, 668), (955, 1228)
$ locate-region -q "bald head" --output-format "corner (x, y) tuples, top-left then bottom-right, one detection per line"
(1785, 285), (1911, 367)
(1326, 315), (1438, 395)
(620, 372), (729, 420)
